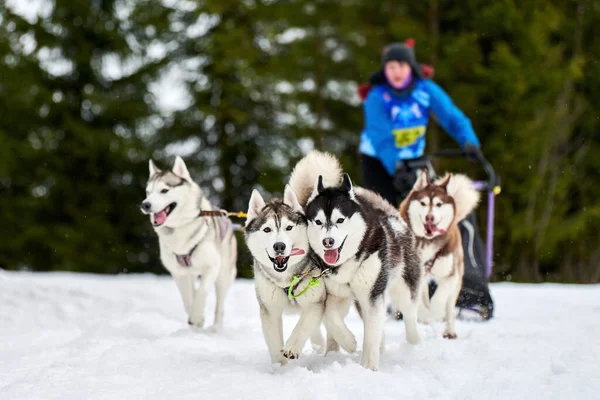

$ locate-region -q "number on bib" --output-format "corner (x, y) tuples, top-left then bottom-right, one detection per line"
(392, 126), (426, 147)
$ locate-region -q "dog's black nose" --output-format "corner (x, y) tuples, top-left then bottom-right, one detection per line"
(425, 214), (434, 223)
(323, 238), (335, 248)
(273, 242), (286, 253)
(141, 202), (152, 212)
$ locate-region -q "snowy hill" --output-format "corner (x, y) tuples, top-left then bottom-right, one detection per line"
(1, 271), (598, 399)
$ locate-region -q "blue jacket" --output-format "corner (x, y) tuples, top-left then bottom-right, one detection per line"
(359, 79), (480, 175)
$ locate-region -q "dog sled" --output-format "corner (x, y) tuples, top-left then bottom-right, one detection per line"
(391, 149), (500, 320)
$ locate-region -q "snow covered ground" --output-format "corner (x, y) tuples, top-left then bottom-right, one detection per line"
(1, 271), (598, 400)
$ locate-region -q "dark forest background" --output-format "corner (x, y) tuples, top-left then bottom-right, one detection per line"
(1, 0), (598, 283)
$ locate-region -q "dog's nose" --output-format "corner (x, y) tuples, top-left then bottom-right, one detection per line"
(273, 242), (286, 254)
(141, 202), (152, 212)
(323, 238), (335, 248)
(425, 214), (434, 223)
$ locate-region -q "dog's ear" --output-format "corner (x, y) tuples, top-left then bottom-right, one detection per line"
(340, 173), (353, 192)
(283, 184), (303, 213)
(172, 156), (192, 181)
(437, 173), (452, 190)
(307, 175), (325, 204)
(149, 160), (161, 177)
(246, 189), (266, 223)
(340, 173), (357, 200)
(413, 169), (430, 191)
(444, 174), (458, 196)
(317, 175), (325, 193)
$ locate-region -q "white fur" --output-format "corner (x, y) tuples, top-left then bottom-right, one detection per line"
(246, 189), (266, 225)
(434, 173), (481, 222)
(172, 155), (192, 182)
(245, 151), (356, 365)
(283, 184), (303, 213)
(142, 157), (237, 331)
(406, 171), (482, 339)
(288, 151), (342, 206)
(308, 210), (367, 268)
(306, 166), (421, 371)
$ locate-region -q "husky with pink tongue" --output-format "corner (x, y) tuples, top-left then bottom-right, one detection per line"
(399, 169), (480, 339)
(304, 164), (423, 371)
(244, 151), (357, 366)
(140, 156), (237, 331)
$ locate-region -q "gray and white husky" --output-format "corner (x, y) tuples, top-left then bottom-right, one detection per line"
(303, 155), (423, 371)
(244, 151), (357, 365)
(140, 156), (237, 331)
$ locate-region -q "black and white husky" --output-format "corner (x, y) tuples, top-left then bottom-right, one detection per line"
(303, 154), (423, 371)
(140, 156), (237, 331)
(244, 152), (356, 365)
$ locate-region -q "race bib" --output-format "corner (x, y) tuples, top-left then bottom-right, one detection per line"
(392, 126), (426, 147)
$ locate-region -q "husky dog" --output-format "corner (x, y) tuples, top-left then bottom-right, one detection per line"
(244, 152), (356, 365)
(140, 156), (237, 330)
(399, 169), (480, 339)
(303, 157), (422, 371)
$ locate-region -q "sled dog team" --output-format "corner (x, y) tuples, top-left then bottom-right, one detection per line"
(141, 150), (480, 371)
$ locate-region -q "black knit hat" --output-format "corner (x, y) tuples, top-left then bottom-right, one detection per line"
(380, 41), (423, 78)
(382, 43), (416, 65)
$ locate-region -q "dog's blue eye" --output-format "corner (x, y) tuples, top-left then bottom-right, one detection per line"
(263, 227), (271, 233)
(286, 225), (293, 231)
(315, 220), (322, 226)
(336, 218), (345, 224)
(161, 189), (169, 194)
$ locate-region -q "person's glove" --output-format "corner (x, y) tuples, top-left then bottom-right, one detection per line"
(463, 142), (484, 162)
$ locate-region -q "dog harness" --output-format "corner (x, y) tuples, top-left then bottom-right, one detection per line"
(173, 210), (239, 267)
(424, 251), (442, 274)
(175, 244), (199, 267)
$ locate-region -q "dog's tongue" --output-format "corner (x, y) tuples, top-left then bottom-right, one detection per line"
(425, 223), (445, 235)
(153, 210), (167, 226)
(425, 224), (434, 235)
(324, 249), (339, 265)
(276, 256), (286, 264)
(290, 248), (305, 257)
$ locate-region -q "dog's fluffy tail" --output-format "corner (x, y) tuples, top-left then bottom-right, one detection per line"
(435, 173), (481, 222)
(288, 150), (342, 206)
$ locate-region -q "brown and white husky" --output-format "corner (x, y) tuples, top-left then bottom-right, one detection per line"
(400, 169), (480, 339)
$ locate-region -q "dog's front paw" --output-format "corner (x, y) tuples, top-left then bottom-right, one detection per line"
(325, 339), (340, 354)
(207, 324), (223, 333)
(361, 358), (379, 371)
(339, 333), (357, 354)
(281, 345), (300, 360)
(188, 315), (205, 328)
(443, 331), (457, 339)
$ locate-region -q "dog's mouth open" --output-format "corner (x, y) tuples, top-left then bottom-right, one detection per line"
(323, 237), (346, 265)
(424, 222), (445, 237)
(153, 202), (177, 226)
(268, 248), (305, 272)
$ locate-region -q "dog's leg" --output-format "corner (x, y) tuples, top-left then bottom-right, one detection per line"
(281, 302), (324, 360)
(189, 268), (219, 328)
(174, 275), (195, 317)
(259, 304), (287, 365)
(323, 295), (356, 354)
(211, 269), (234, 332)
(310, 325), (325, 350)
(393, 283), (421, 345)
(417, 280), (431, 324)
(357, 295), (386, 371)
(443, 275), (462, 339)
(428, 277), (456, 322)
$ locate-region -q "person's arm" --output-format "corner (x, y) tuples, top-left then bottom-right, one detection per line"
(424, 80), (481, 149)
(362, 90), (398, 175)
